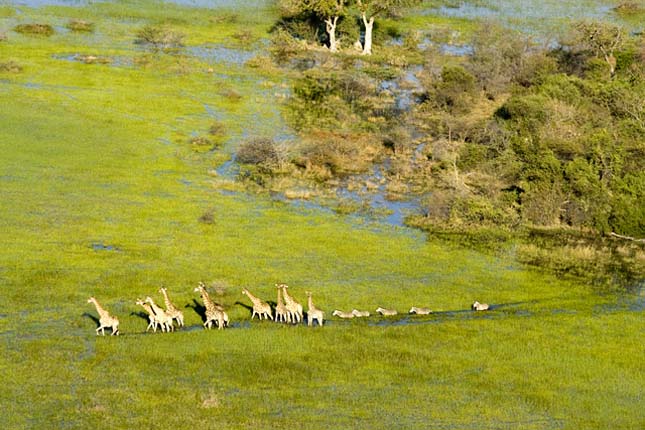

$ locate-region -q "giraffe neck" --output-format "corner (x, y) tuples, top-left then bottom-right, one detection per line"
(148, 300), (165, 315)
(161, 290), (176, 311)
(281, 288), (294, 306)
(276, 290), (284, 307)
(246, 291), (260, 306)
(308, 295), (314, 310)
(141, 303), (154, 316)
(200, 289), (217, 312)
(92, 300), (110, 318)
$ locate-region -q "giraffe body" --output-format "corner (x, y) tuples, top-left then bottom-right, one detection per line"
(87, 297), (120, 336)
(277, 284), (303, 324)
(195, 282), (229, 330)
(136, 299), (163, 332)
(274, 286), (291, 323)
(145, 296), (174, 332)
(305, 291), (324, 327)
(159, 287), (184, 327)
(242, 288), (273, 321)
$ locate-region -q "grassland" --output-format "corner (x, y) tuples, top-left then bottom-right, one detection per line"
(0, 1), (643, 429)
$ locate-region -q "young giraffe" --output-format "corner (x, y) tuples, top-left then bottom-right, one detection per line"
(274, 285), (291, 324)
(136, 298), (162, 332)
(305, 291), (324, 327)
(276, 283), (303, 324)
(194, 282), (229, 330)
(87, 297), (120, 336)
(159, 287), (184, 327)
(242, 288), (273, 321)
(145, 296), (174, 332)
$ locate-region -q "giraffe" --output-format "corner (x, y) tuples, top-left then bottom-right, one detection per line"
(274, 285), (291, 324)
(241, 288), (273, 321)
(332, 310), (354, 319)
(472, 301), (489, 311)
(276, 283), (303, 324)
(376, 307), (397, 316)
(305, 291), (324, 327)
(159, 287), (184, 327)
(145, 296), (174, 332)
(409, 306), (432, 315)
(194, 282), (229, 330)
(136, 298), (162, 332)
(87, 297), (120, 336)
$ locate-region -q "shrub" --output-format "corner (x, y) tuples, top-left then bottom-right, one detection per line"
(66, 19), (94, 32)
(14, 23), (54, 36)
(135, 25), (184, 50)
(236, 137), (280, 166)
(0, 61), (22, 73)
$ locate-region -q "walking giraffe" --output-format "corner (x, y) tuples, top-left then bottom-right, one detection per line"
(136, 298), (163, 332)
(274, 284), (291, 323)
(305, 291), (324, 327)
(87, 297), (120, 336)
(242, 288), (273, 321)
(145, 296), (174, 332)
(276, 283), (303, 324)
(159, 287), (184, 327)
(194, 282), (229, 330)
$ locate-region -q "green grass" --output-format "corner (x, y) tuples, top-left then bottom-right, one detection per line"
(0, 1), (643, 429)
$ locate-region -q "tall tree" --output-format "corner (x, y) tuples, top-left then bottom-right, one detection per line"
(355, 0), (418, 55)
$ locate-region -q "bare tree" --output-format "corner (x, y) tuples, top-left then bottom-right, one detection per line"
(355, 0), (419, 55)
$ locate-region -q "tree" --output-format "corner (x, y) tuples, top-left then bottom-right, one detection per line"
(308, 0), (347, 52)
(575, 21), (625, 77)
(355, 0), (419, 55)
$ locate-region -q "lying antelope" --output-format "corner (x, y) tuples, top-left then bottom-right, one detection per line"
(472, 301), (490, 311)
(332, 310), (355, 319)
(376, 307), (397, 316)
(351, 309), (370, 317)
(409, 306), (432, 315)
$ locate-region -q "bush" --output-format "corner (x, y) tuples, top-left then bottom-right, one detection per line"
(66, 19), (94, 32)
(135, 25), (184, 50)
(0, 61), (22, 73)
(236, 138), (280, 166)
(14, 23), (54, 36)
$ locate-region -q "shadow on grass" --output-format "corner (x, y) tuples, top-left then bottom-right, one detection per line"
(82, 312), (99, 327)
(186, 299), (206, 322)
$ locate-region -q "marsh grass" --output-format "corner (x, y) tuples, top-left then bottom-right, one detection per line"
(0, 1), (643, 428)
(13, 23), (55, 36)
(66, 18), (94, 32)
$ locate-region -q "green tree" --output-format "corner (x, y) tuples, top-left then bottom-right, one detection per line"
(575, 21), (625, 77)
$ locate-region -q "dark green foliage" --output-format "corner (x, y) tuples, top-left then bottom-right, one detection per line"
(432, 65), (477, 113)
(14, 23), (54, 36)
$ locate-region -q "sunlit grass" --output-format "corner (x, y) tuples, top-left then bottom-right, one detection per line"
(0, 1), (643, 429)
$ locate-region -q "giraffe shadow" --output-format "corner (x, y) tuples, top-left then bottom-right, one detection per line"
(186, 299), (207, 322)
(82, 312), (100, 328)
(235, 301), (254, 318)
(130, 311), (149, 322)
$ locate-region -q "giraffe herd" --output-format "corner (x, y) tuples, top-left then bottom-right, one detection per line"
(87, 282), (490, 335)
